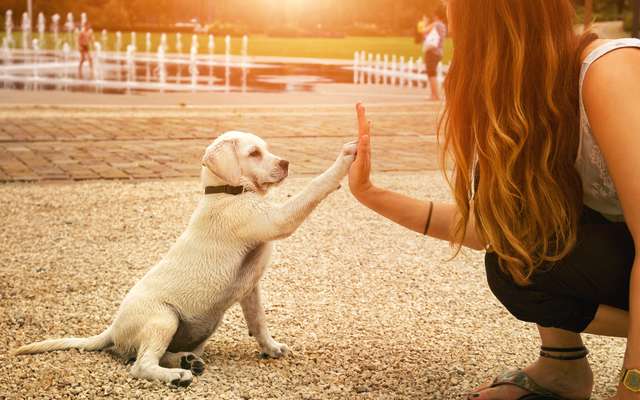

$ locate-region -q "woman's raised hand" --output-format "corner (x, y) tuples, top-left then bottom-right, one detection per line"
(349, 103), (373, 199)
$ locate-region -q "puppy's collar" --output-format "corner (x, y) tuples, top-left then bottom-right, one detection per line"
(204, 185), (244, 196)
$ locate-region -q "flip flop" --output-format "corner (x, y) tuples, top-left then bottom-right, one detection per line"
(471, 369), (587, 400)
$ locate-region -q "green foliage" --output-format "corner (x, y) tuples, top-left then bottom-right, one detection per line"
(575, 0), (634, 23)
(1, 0), (444, 35)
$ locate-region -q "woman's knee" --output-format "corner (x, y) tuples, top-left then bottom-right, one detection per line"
(484, 252), (535, 322)
(484, 251), (596, 332)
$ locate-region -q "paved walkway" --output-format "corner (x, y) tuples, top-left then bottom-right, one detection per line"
(0, 102), (442, 181)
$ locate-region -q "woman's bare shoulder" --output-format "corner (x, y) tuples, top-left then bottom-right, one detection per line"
(580, 39), (610, 63)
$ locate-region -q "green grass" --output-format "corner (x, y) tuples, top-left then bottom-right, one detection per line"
(6, 32), (453, 64)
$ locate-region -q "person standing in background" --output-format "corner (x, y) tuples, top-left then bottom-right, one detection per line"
(77, 23), (94, 80)
(423, 6), (447, 101)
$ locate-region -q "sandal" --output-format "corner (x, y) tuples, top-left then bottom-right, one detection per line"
(468, 346), (591, 400)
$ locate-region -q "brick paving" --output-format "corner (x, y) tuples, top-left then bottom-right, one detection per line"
(0, 103), (442, 182)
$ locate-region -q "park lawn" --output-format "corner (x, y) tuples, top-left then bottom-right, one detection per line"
(246, 35), (453, 63)
(8, 32), (453, 64)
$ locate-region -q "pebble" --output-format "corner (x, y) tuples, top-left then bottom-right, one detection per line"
(355, 385), (370, 393)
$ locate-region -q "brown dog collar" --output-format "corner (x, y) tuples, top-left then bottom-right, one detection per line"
(204, 185), (244, 195)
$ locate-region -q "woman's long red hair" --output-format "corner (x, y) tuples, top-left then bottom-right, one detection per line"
(440, 0), (596, 285)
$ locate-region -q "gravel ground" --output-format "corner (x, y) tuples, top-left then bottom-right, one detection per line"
(0, 172), (626, 399)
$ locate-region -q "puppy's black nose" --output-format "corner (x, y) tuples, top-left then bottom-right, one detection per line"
(279, 159), (289, 171)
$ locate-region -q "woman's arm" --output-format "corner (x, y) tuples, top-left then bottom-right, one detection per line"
(582, 47), (640, 399)
(349, 103), (486, 251)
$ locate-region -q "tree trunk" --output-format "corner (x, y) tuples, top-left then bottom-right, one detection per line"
(633, 0), (640, 38)
(584, 0), (593, 30)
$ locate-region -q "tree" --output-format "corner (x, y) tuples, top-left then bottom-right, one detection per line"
(585, 0), (593, 28)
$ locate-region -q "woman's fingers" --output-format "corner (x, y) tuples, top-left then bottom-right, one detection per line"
(356, 103), (370, 138)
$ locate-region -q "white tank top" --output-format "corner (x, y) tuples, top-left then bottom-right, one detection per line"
(576, 38), (640, 222)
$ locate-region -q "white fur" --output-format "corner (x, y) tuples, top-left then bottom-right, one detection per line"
(14, 131), (356, 387)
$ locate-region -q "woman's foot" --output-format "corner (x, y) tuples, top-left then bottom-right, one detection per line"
(469, 356), (593, 400)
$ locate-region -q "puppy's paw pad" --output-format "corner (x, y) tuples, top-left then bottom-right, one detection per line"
(191, 360), (205, 376)
(180, 354), (205, 376)
(170, 377), (192, 388)
(169, 370), (193, 388)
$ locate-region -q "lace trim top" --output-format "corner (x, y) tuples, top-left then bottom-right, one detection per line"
(576, 38), (640, 222)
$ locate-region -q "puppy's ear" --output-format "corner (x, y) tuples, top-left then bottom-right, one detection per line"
(202, 139), (241, 185)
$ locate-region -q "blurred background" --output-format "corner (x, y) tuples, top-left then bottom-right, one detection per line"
(2, 0), (638, 35)
(0, 1), (637, 98)
(2, 0), (638, 61)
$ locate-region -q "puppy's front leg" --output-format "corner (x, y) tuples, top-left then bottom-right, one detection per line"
(240, 285), (288, 358)
(240, 143), (356, 241)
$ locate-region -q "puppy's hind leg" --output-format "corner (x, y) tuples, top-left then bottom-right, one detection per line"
(241, 284), (288, 359)
(130, 314), (193, 387)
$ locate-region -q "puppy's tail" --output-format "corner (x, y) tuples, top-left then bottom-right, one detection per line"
(12, 327), (113, 356)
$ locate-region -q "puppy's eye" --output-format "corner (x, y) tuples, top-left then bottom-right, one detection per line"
(249, 150), (261, 158)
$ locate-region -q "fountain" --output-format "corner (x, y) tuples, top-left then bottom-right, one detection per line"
(241, 35), (248, 92)
(208, 34), (215, 85)
(73, 26), (79, 51)
(390, 55), (397, 85)
(176, 32), (182, 81)
(65, 13), (73, 48)
(0, 8), (327, 94)
(52, 14), (60, 50)
(359, 50), (365, 83)
(1, 37), (12, 88)
(241, 35), (248, 62)
(145, 32), (151, 53)
(191, 34), (198, 51)
(126, 44), (135, 92)
(37, 13), (45, 48)
(416, 58), (425, 87)
(62, 42), (70, 90)
(115, 31), (122, 81)
(224, 35), (231, 92)
(407, 57), (414, 87)
(101, 29), (107, 51)
(32, 39), (39, 89)
(157, 44), (166, 91)
(4, 10), (13, 48)
(353, 51), (359, 84)
(130, 31), (136, 50)
(383, 54), (389, 84)
(94, 41), (103, 92)
(145, 32), (151, 82)
(189, 44), (198, 90)
(21, 12), (31, 50)
(176, 32), (182, 54)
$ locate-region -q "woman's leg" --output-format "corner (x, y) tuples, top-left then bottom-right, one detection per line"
(429, 76), (440, 100)
(474, 208), (634, 399)
(472, 326), (593, 399)
(585, 304), (628, 337)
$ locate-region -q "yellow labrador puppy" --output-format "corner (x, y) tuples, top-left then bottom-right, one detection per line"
(14, 131), (356, 387)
